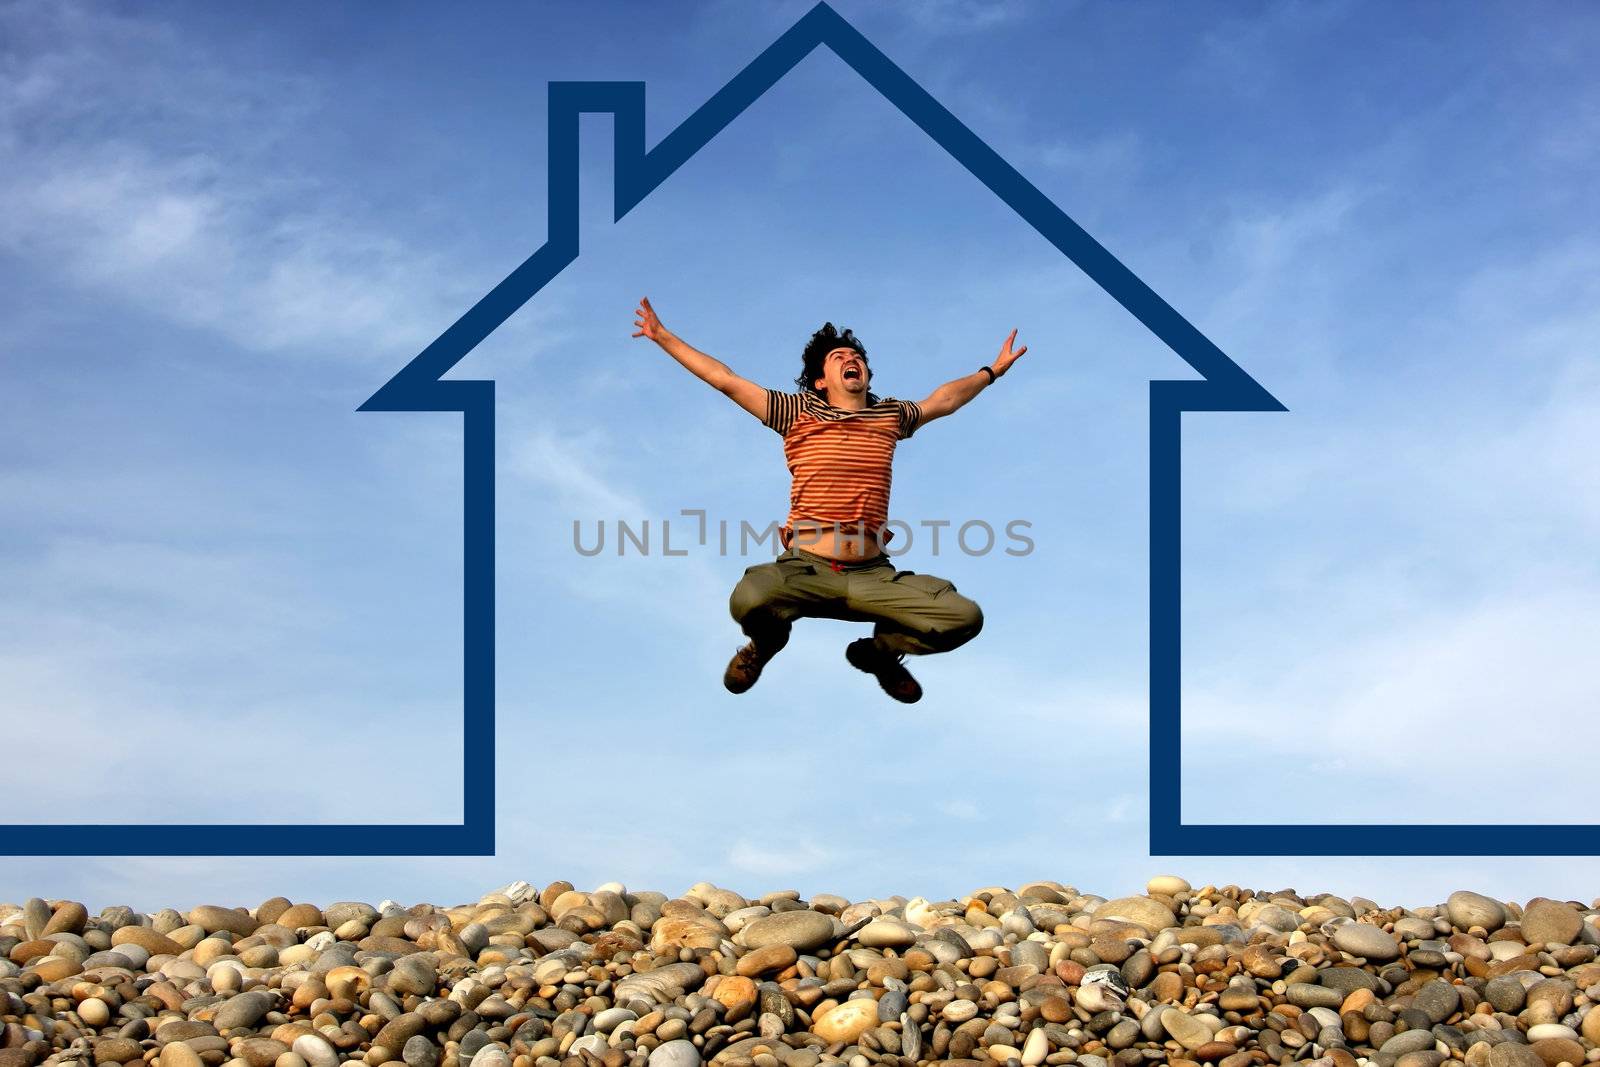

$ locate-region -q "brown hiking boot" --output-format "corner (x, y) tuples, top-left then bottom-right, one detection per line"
(846, 638), (923, 703)
(723, 642), (773, 694)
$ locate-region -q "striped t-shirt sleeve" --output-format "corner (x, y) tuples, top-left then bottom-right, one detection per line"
(763, 390), (802, 435)
(894, 399), (923, 440)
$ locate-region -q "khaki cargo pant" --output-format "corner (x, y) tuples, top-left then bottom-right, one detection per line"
(728, 547), (984, 658)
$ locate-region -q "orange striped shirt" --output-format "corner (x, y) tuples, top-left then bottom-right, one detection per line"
(763, 389), (922, 545)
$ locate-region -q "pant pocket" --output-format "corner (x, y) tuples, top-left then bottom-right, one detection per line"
(892, 571), (956, 597)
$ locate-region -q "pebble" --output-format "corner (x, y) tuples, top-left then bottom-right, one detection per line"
(471, 1048), (512, 1067)
(1331, 923), (1401, 961)
(1491, 1044), (1547, 1067)
(1012, 940), (1050, 972)
(92, 1038), (142, 1063)
(402, 1036), (439, 1067)
(1161, 1009), (1213, 1052)
(740, 911), (835, 952)
(1522, 900), (1583, 947)
(1486, 975), (1529, 1013)
(593, 1007), (637, 1033)
(1528, 1025), (1580, 1043)
(814, 999), (879, 1043)
(1582, 1006), (1600, 1045)
(1393, 916), (1436, 940)
(78, 998), (111, 1028)
(712, 975), (758, 1020)
(1286, 983), (1344, 1010)
(1095, 897), (1177, 937)
(387, 955), (437, 995)
(234, 1038), (286, 1067)
(189, 905), (256, 937)
(1108, 1018), (1141, 1050)
(43, 901), (89, 937)
(290, 1035), (337, 1067)
(1076, 982), (1124, 1013)
(1218, 985), (1258, 1012)
(1021, 1026), (1049, 1065)
(213, 991), (275, 1031)
(1120, 947), (1153, 985)
(1530, 1038), (1587, 1067)
(648, 1040), (700, 1067)
(1395, 1051), (1447, 1067)
(161, 1043), (205, 1067)
(1380, 1031), (1437, 1059)
(857, 919), (918, 949)
(1413, 979), (1460, 1023)
(735, 944), (796, 977)
(1147, 971), (1183, 1003)
(110, 925), (183, 956)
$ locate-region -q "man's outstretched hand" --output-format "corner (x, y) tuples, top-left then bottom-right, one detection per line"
(630, 297), (764, 418)
(994, 328), (1028, 377)
(632, 296), (666, 344)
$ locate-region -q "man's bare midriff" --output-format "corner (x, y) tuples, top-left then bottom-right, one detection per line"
(788, 521), (884, 562)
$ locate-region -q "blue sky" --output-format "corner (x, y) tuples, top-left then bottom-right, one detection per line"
(3, 0), (1600, 910)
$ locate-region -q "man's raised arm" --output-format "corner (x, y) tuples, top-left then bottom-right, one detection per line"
(916, 328), (1030, 426)
(632, 296), (767, 421)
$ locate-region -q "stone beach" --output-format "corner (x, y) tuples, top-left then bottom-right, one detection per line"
(6, 881), (1600, 1067)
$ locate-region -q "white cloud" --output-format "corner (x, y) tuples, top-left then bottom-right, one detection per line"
(1185, 584), (1600, 761)
(939, 799), (981, 821)
(0, 641), (463, 827)
(889, 0), (1034, 34)
(728, 837), (839, 878)
(1194, 1), (1357, 100)
(0, 1), (474, 361)
(506, 424), (646, 520)
(495, 400), (757, 642)
(1103, 793), (1140, 824)
(1035, 131), (1143, 184)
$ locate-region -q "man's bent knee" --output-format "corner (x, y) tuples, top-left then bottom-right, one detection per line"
(729, 568), (794, 655)
(926, 597), (984, 653)
(729, 568), (779, 624)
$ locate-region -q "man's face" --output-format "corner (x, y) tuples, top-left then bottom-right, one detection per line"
(815, 346), (869, 399)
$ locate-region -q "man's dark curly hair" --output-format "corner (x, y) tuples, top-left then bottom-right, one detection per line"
(797, 322), (877, 402)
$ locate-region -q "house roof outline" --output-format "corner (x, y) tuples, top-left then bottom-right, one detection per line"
(362, 3), (1281, 415)
(13, 3), (1575, 857)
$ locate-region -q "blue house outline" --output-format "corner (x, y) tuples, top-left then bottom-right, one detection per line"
(7, 3), (1572, 857)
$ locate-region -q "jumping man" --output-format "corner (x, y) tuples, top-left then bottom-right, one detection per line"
(632, 297), (1029, 703)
